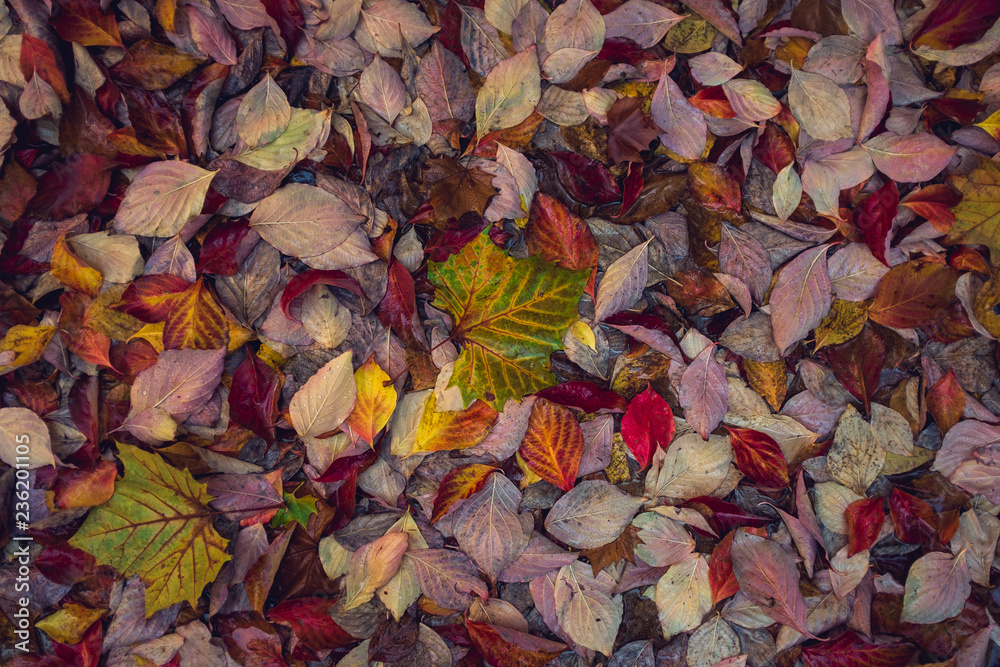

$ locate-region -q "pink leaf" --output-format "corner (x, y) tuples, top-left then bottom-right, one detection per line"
(678, 344), (728, 440)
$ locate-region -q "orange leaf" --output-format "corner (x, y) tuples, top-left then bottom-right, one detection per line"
(68, 326), (114, 369)
(525, 193), (599, 271)
(52, 235), (102, 296)
(51, 0), (123, 48)
(113, 274), (191, 322)
(431, 463), (496, 523)
(19, 34), (70, 103)
(344, 356), (397, 445)
(687, 163), (741, 213)
(466, 620), (566, 667)
(54, 459), (117, 509)
(162, 278), (228, 350)
(580, 523), (641, 575)
(517, 398), (583, 491)
(725, 426), (790, 488)
(927, 370), (965, 434)
(413, 394), (498, 453)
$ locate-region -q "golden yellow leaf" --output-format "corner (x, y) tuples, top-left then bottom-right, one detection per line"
(814, 299), (869, 350)
(344, 355), (397, 445)
(51, 234), (102, 296)
(0, 325), (57, 375)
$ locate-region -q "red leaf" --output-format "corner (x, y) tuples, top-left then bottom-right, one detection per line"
(113, 274), (192, 321)
(266, 598), (354, 651)
(911, 0), (1000, 50)
(754, 122), (796, 173)
(229, 348), (280, 442)
(725, 426), (790, 488)
(33, 544), (96, 586)
(466, 620), (566, 667)
(688, 86), (736, 118)
(525, 193), (599, 270)
(197, 219), (251, 275)
(51, 0), (123, 48)
(377, 260), (426, 348)
(825, 326), (885, 413)
(801, 631), (914, 667)
(615, 162), (644, 218)
(51, 619), (102, 667)
(927, 369), (965, 434)
(855, 181), (898, 266)
(548, 151), (621, 205)
(868, 258), (960, 329)
(518, 398), (584, 491)
(432, 463), (496, 523)
(688, 163), (741, 213)
(684, 496), (771, 535)
(888, 487), (938, 545)
(708, 531), (739, 604)
(20, 34), (70, 103)
(28, 153), (117, 220)
(533, 381), (628, 413)
(844, 498), (885, 557)
(621, 385), (675, 468)
(899, 184), (961, 233)
(280, 269), (365, 323)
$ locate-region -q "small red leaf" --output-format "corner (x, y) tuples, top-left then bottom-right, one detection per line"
(548, 151), (621, 205)
(525, 193), (599, 270)
(855, 181), (897, 266)
(844, 497), (884, 557)
(431, 464), (496, 523)
(621, 385), (675, 469)
(229, 348), (280, 443)
(825, 326), (885, 413)
(708, 531), (739, 604)
(725, 426), (790, 488)
(533, 381), (628, 413)
(888, 487), (938, 545)
(927, 369), (965, 434)
(801, 631), (914, 667)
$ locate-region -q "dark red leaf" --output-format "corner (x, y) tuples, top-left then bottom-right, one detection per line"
(197, 219), (251, 275)
(926, 369), (965, 434)
(548, 151), (621, 205)
(801, 631), (914, 667)
(229, 348), (280, 443)
(683, 496), (771, 535)
(266, 598), (354, 651)
(708, 531), (739, 604)
(888, 487), (938, 545)
(533, 381), (628, 413)
(607, 97), (660, 164)
(525, 193), (599, 270)
(912, 0), (1000, 50)
(844, 497), (884, 557)
(112, 274), (192, 322)
(825, 326), (885, 413)
(855, 181), (898, 266)
(377, 260), (426, 348)
(616, 162), (645, 217)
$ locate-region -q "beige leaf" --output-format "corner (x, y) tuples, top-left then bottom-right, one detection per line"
(543, 0), (605, 54)
(870, 403), (913, 456)
(19, 73), (61, 120)
(237, 74), (291, 148)
(654, 554), (712, 640)
(686, 616), (741, 667)
(485, 0), (528, 33)
(318, 535), (352, 579)
(249, 183), (365, 260)
(359, 55), (406, 124)
(594, 238), (651, 321)
(812, 481), (863, 534)
(544, 480), (643, 549)
(788, 68), (853, 141)
(67, 232), (144, 283)
(343, 531), (409, 609)
(772, 164), (801, 223)
(476, 46), (541, 139)
(827, 405), (884, 495)
(951, 510), (1000, 586)
(114, 162), (217, 237)
(0, 407), (55, 469)
(234, 107), (331, 172)
(289, 350), (357, 438)
(301, 286), (352, 349)
(645, 432), (733, 501)
(554, 561), (622, 656)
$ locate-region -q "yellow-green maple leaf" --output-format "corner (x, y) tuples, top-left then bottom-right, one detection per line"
(68, 444), (230, 616)
(428, 233), (587, 409)
(947, 158), (1000, 263)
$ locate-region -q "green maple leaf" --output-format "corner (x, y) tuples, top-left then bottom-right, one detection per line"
(429, 233), (587, 409)
(68, 444), (230, 616)
(271, 488), (318, 529)
(947, 158), (1000, 262)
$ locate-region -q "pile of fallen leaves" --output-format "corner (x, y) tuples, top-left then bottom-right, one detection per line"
(2, 0), (1000, 664)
